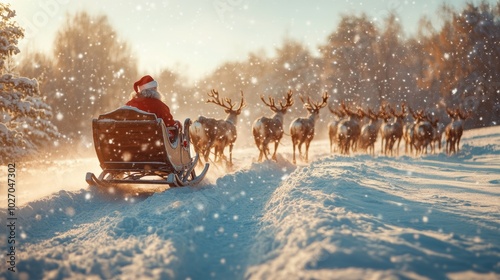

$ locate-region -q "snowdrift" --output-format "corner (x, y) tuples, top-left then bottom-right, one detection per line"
(1, 126), (499, 279)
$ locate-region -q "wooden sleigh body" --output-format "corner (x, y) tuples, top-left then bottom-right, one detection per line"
(85, 106), (209, 189)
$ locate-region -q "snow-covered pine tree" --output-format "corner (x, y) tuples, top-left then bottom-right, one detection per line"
(0, 3), (61, 163)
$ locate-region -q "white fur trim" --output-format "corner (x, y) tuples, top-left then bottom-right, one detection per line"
(138, 80), (158, 91)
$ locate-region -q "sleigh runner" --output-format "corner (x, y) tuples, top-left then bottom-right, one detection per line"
(86, 106), (209, 188)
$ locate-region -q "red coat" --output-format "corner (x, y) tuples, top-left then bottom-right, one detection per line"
(126, 97), (177, 127)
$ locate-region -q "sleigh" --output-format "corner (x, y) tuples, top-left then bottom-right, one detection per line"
(85, 106), (209, 189)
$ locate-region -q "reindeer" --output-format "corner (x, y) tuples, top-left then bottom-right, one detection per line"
(328, 104), (346, 154)
(190, 89), (245, 166)
(209, 90), (246, 166)
(403, 107), (416, 155)
(445, 108), (469, 155)
(252, 90), (294, 162)
(389, 105), (406, 155)
(190, 117), (218, 164)
(379, 104), (405, 156)
(427, 113), (444, 154)
(336, 102), (364, 155)
(411, 109), (433, 155)
(289, 92), (329, 164)
(378, 104), (391, 154)
(358, 108), (379, 156)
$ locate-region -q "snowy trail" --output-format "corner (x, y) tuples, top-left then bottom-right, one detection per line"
(3, 160), (296, 279)
(1, 126), (499, 279)
(246, 153), (500, 279)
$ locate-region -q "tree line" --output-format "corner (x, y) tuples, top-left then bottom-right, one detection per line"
(2, 1), (499, 162)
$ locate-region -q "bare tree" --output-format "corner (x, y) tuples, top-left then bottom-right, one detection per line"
(51, 11), (137, 138)
(421, 3), (500, 128)
(319, 14), (379, 101)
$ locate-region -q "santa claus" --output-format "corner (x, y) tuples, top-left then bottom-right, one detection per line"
(126, 75), (181, 136)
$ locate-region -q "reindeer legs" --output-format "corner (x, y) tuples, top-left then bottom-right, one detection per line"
(271, 141), (279, 161)
(227, 144), (234, 168)
(305, 140), (312, 162)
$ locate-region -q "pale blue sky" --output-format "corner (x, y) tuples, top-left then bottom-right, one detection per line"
(6, 0), (494, 80)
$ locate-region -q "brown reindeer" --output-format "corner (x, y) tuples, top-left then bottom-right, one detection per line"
(209, 90), (246, 166)
(445, 108), (469, 155)
(427, 113), (443, 154)
(378, 104), (391, 154)
(336, 102), (364, 155)
(190, 117), (217, 164)
(328, 104), (346, 153)
(190, 89), (245, 166)
(289, 92), (329, 164)
(403, 107), (415, 155)
(411, 109), (433, 155)
(379, 104), (405, 156)
(358, 108), (380, 156)
(252, 90), (294, 162)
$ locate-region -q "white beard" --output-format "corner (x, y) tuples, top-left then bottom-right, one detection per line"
(136, 88), (162, 100)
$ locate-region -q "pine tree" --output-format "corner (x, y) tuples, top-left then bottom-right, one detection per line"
(0, 3), (61, 163)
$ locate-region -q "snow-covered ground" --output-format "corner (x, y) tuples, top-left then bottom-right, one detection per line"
(1, 126), (499, 279)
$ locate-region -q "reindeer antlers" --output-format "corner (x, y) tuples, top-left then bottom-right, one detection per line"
(207, 89), (246, 112)
(261, 90), (294, 112)
(366, 107), (379, 120)
(446, 107), (471, 120)
(207, 89), (224, 106)
(299, 92), (329, 111)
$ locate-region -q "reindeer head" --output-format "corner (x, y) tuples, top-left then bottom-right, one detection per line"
(339, 101), (364, 120)
(446, 107), (471, 121)
(426, 113), (439, 127)
(457, 109), (471, 120)
(299, 92), (329, 117)
(260, 90), (294, 115)
(328, 102), (346, 118)
(390, 105), (405, 121)
(355, 107), (366, 119)
(411, 109), (427, 123)
(366, 108), (379, 122)
(378, 106), (392, 122)
(446, 107), (457, 119)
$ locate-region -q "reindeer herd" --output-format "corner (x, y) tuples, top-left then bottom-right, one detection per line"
(189, 90), (470, 167)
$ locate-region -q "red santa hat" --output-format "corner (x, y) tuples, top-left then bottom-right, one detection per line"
(133, 75), (158, 93)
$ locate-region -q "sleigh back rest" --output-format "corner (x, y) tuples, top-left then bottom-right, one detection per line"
(92, 106), (171, 170)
